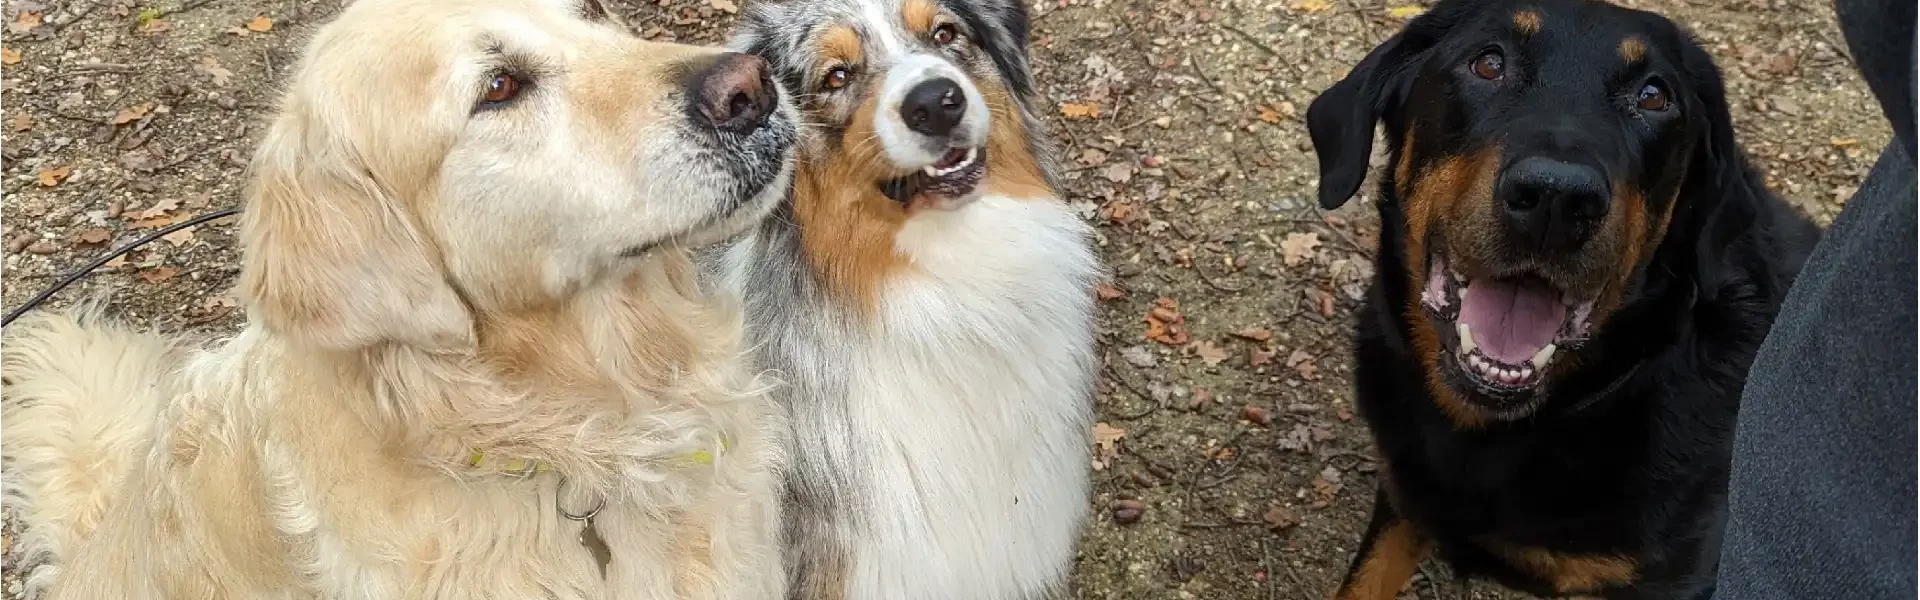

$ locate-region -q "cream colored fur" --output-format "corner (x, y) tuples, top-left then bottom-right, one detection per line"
(0, 0), (794, 597)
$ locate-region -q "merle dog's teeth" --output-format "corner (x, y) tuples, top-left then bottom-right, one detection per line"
(1457, 323), (1476, 355)
(1531, 344), (1556, 369)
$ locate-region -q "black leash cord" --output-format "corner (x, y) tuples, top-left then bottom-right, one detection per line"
(1, 208), (243, 328)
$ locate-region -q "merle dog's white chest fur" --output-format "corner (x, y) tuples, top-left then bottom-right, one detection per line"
(724, 194), (1097, 600)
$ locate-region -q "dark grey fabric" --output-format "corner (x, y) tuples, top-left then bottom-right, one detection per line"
(1714, 1), (1916, 598)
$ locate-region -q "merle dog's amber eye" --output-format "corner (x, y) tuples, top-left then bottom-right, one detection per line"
(1471, 50), (1505, 80)
(932, 24), (958, 45)
(823, 66), (851, 90)
(482, 73), (521, 104)
(1637, 82), (1671, 111)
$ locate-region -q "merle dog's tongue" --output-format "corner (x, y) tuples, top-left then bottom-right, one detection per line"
(1459, 278), (1565, 364)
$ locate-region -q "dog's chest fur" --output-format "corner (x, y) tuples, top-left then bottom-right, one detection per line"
(726, 194), (1097, 599)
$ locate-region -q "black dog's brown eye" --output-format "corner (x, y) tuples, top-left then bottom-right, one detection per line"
(823, 66), (851, 90)
(1471, 50), (1505, 80)
(932, 24), (958, 45)
(483, 73), (521, 104)
(1636, 82), (1671, 111)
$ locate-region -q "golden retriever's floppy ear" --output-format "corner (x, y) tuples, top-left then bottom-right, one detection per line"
(237, 107), (475, 352)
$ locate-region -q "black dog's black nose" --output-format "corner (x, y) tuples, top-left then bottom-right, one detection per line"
(901, 78), (966, 137)
(691, 52), (775, 133)
(1498, 157), (1611, 253)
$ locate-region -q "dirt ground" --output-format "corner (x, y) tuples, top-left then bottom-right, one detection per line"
(0, 0), (1890, 598)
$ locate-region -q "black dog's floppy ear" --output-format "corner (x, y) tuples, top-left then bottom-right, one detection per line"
(1306, 32), (1418, 210)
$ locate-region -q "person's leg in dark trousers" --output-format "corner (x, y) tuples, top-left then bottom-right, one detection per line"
(1714, 1), (1916, 598)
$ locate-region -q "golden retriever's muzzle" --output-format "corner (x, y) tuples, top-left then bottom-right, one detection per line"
(674, 52), (799, 224)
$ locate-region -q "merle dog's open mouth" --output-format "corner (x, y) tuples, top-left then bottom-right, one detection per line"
(1422, 250), (1595, 398)
(880, 145), (986, 206)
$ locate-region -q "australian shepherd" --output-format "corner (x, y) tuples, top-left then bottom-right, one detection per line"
(721, 0), (1100, 598)
(1, 0), (799, 597)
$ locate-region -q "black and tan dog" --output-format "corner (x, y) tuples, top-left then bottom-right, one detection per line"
(1307, 0), (1819, 598)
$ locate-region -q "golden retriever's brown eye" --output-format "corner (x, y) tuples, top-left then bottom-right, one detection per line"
(1471, 50), (1505, 80)
(483, 74), (521, 105)
(932, 24), (958, 46)
(1636, 82), (1671, 111)
(823, 66), (851, 90)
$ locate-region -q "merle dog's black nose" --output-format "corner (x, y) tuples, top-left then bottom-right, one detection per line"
(1498, 157), (1611, 253)
(691, 52), (775, 133)
(902, 78), (966, 137)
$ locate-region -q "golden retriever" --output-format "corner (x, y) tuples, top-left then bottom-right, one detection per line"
(0, 0), (798, 597)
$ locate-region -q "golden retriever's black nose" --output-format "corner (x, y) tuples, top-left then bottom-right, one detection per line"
(693, 53), (774, 133)
(902, 78), (965, 136)
(1499, 157), (1610, 253)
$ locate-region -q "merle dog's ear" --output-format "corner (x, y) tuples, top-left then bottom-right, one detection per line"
(1306, 32), (1423, 210)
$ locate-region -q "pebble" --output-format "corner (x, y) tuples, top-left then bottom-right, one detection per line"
(25, 239), (59, 254)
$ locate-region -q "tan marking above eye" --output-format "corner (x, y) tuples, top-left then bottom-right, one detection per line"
(902, 0), (940, 33)
(819, 24), (863, 66)
(1512, 9), (1541, 36)
(1618, 37), (1646, 62)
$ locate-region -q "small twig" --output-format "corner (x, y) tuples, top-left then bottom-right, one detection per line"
(1313, 206), (1375, 259)
(1187, 52), (1226, 96)
(1219, 23), (1284, 59)
(1104, 365), (1160, 420)
(67, 63), (139, 74)
(1194, 472), (1240, 490)
(261, 48), (275, 81)
(1195, 259), (1249, 292)
(1179, 519), (1262, 530)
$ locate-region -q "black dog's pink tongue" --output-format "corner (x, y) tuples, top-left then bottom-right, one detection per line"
(1458, 278), (1566, 364)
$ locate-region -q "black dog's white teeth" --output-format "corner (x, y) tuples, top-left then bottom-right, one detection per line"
(1464, 352), (1535, 387)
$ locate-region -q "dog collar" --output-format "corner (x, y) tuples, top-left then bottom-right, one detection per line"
(464, 436), (728, 476)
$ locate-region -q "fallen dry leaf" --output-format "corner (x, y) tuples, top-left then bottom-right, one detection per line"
(1287, 349), (1319, 380)
(130, 216), (179, 229)
(1264, 504), (1300, 531)
(1190, 387), (1214, 410)
(1281, 232), (1321, 266)
(708, 0), (739, 13)
(77, 228), (111, 245)
(1, 46), (19, 65)
(161, 226), (196, 247)
(112, 102), (155, 125)
(102, 255), (128, 269)
(10, 112), (30, 132)
(1091, 422), (1126, 470)
(1094, 281), (1128, 301)
(1256, 104), (1281, 124)
(1195, 340), (1228, 366)
(1290, 0), (1332, 13)
(198, 56), (233, 87)
(245, 15), (273, 32)
(1232, 327), (1272, 342)
(1102, 162), (1133, 184)
(1249, 347), (1276, 367)
(138, 266), (178, 284)
(136, 197), (181, 220)
(138, 18), (171, 34)
(1077, 148), (1108, 166)
(1386, 4), (1426, 19)
(1143, 297), (1190, 346)
(9, 11), (41, 34)
(1336, 406), (1354, 422)
(36, 166), (70, 187)
(203, 294), (240, 309)
(1059, 101), (1100, 120)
